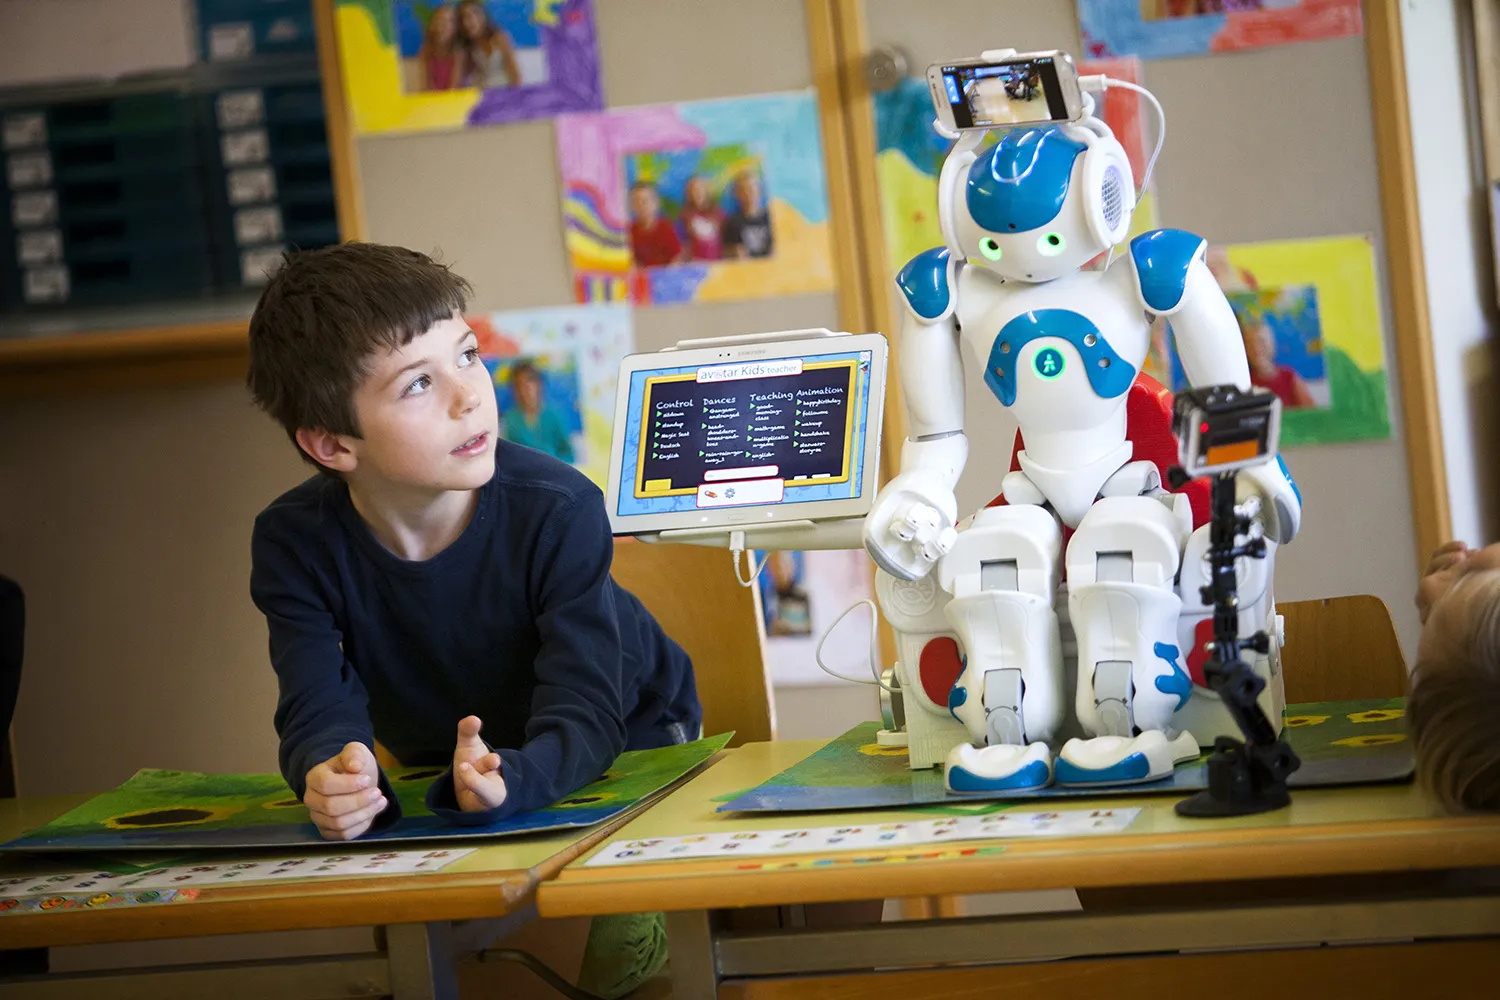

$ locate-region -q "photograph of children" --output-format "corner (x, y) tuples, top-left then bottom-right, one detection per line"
(964, 63), (1048, 127)
(396, 1), (547, 94)
(623, 145), (775, 269)
(1139, 0), (1276, 21)
(1149, 285), (1330, 411)
(485, 354), (583, 463)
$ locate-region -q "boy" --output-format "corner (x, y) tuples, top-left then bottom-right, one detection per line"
(245, 242), (700, 843)
(1408, 540), (1500, 812)
(722, 170), (773, 260)
(501, 359), (574, 463)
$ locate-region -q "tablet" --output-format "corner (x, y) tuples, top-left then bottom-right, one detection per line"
(605, 331), (888, 536)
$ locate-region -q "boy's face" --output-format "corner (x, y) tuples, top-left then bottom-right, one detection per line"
(631, 186), (659, 221)
(339, 313), (498, 495)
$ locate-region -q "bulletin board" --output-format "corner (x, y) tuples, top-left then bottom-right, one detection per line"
(853, 0), (1440, 652)
(337, 0), (1442, 655)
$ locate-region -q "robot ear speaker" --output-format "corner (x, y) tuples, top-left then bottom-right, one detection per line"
(1100, 164), (1128, 236)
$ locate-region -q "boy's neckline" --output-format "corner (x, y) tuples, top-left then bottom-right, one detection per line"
(336, 476), (494, 570)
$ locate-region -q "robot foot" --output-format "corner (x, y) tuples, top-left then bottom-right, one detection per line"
(1054, 731), (1200, 787)
(945, 742), (1053, 793)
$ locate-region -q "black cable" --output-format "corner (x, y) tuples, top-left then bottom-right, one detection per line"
(475, 947), (606, 1000)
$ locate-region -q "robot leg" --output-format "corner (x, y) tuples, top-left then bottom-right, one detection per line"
(934, 504), (1065, 792)
(873, 569), (970, 770)
(1059, 495), (1200, 786)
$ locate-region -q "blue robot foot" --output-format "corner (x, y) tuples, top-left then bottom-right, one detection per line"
(1054, 731), (1200, 787)
(944, 742), (1054, 793)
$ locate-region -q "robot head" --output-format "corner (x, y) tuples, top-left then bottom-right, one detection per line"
(943, 125), (1136, 282)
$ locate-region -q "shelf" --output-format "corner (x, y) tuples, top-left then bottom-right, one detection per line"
(0, 303), (256, 397)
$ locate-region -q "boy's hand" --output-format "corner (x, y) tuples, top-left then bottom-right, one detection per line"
(453, 716), (507, 812)
(304, 743), (388, 841)
(1417, 540), (1470, 622)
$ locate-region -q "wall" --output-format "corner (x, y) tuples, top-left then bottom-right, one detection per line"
(1402, 0), (1500, 549)
(2, 1), (1497, 794)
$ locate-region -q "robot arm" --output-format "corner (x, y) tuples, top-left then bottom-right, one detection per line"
(1127, 229), (1301, 543)
(863, 248), (969, 581)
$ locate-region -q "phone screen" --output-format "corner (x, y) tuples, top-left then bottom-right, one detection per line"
(938, 56), (1070, 130)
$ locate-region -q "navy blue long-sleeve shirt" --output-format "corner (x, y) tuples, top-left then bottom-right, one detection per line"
(249, 441), (699, 829)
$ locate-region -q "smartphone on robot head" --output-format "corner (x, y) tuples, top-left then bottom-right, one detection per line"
(926, 50), (1084, 133)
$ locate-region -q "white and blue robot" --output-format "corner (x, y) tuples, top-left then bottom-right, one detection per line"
(864, 64), (1303, 792)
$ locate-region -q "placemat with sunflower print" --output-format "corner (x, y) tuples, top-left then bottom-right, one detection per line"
(2, 733), (733, 852)
(718, 700), (1410, 813)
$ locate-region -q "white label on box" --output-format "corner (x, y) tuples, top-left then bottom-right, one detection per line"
(17, 228), (62, 266)
(6, 151), (52, 189)
(2, 113), (46, 151)
(235, 206), (283, 245)
(241, 245), (286, 285)
(216, 90), (266, 130)
(23, 266), (69, 304)
(221, 129), (269, 167)
(12, 189), (57, 227)
(209, 23), (256, 61)
(227, 166), (277, 206)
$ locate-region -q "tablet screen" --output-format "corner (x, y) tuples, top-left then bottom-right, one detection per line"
(614, 348), (876, 518)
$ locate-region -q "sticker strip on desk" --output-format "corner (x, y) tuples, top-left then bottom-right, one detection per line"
(586, 807), (1140, 867)
(0, 848), (475, 915)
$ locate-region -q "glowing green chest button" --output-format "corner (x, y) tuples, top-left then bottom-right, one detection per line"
(1034, 347), (1066, 380)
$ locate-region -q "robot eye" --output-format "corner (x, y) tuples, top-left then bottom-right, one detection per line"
(978, 237), (1003, 261)
(1037, 233), (1067, 257)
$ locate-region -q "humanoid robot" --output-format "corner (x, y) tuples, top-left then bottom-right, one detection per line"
(863, 55), (1303, 792)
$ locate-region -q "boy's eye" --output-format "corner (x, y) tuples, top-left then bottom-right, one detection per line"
(402, 374), (432, 397)
(461, 347), (481, 365)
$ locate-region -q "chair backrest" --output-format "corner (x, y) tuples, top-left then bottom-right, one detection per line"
(611, 538), (774, 746)
(1278, 594), (1409, 703)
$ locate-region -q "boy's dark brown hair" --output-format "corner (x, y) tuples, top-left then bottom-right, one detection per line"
(246, 243), (471, 469)
(1407, 572), (1500, 813)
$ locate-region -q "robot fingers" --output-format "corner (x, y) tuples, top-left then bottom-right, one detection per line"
(920, 525), (959, 565)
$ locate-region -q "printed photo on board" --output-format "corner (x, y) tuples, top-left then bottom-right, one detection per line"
(624, 145), (776, 269)
(397, 0), (545, 93)
(485, 355), (583, 463)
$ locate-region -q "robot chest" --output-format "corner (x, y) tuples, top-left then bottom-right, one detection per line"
(958, 295), (1145, 409)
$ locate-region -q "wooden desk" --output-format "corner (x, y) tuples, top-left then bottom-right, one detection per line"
(540, 740), (1500, 1000)
(0, 793), (631, 1000)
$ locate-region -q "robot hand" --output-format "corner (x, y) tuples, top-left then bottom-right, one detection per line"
(1237, 458), (1302, 545)
(863, 469), (960, 581)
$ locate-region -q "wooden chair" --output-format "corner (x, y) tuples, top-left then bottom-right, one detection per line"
(611, 537), (775, 746)
(1278, 594), (1409, 702)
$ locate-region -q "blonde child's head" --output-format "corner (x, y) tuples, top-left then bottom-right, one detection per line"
(1409, 541), (1500, 812)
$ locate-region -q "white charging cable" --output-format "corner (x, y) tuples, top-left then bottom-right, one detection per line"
(814, 598), (896, 693)
(728, 530), (770, 587)
(1077, 74), (1166, 201)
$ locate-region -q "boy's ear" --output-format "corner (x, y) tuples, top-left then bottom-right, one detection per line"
(294, 427), (358, 473)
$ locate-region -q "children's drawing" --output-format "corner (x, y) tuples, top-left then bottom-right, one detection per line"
(336, 0), (602, 135)
(556, 92), (833, 306)
(756, 550), (876, 687)
(1079, 0), (1363, 60)
(467, 304), (633, 486)
(1141, 234), (1390, 446)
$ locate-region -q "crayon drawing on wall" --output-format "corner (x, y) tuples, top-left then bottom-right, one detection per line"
(757, 550), (876, 688)
(1079, 0), (1363, 61)
(335, 0), (602, 135)
(556, 92), (834, 306)
(873, 58), (1158, 280)
(467, 304), (633, 486)
(1141, 234), (1390, 446)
